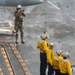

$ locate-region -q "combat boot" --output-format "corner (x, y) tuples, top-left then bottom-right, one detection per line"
(21, 38), (25, 44)
(15, 38), (18, 44)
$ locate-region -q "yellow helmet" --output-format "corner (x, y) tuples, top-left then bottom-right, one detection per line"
(48, 43), (54, 46)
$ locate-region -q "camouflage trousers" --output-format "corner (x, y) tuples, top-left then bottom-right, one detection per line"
(15, 22), (24, 39)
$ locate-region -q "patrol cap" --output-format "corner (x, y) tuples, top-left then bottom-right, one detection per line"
(17, 5), (22, 9)
(56, 50), (62, 55)
(62, 52), (69, 58)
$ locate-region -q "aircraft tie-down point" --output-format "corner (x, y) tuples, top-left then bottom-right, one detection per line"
(0, 0), (44, 6)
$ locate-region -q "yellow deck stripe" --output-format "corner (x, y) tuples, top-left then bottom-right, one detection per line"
(10, 43), (30, 75)
(0, 40), (11, 42)
(0, 47), (14, 75)
(0, 40), (30, 75)
(0, 68), (4, 75)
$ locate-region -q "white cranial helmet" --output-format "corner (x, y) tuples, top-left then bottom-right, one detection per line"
(17, 5), (22, 9)
(62, 52), (69, 58)
(56, 50), (62, 55)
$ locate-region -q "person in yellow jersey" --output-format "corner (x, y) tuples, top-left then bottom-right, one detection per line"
(47, 43), (54, 75)
(52, 50), (63, 75)
(59, 52), (72, 75)
(36, 34), (48, 75)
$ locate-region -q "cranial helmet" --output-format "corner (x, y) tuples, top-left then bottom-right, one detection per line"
(62, 52), (69, 58)
(17, 5), (22, 9)
(41, 34), (47, 40)
(48, 43), (54, 47)
(56, 50), (62, 55)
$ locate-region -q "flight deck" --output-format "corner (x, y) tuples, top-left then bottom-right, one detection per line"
(0, 40), (30, 75)
(0, 0), (75, 75)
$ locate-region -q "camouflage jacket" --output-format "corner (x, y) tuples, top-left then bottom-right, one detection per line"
(14, 9), (25, 23)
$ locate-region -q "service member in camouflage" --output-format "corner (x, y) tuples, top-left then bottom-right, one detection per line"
(14, 5), (25, 44)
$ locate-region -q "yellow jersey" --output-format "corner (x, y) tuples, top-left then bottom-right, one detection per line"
(59, 58), (72, 75)
(52, 55), (62, 69)
(46, 48), (54, 65)
(36, 39), (48, 53)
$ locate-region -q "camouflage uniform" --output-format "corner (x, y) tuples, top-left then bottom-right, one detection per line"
(14, 9), (25, 43)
